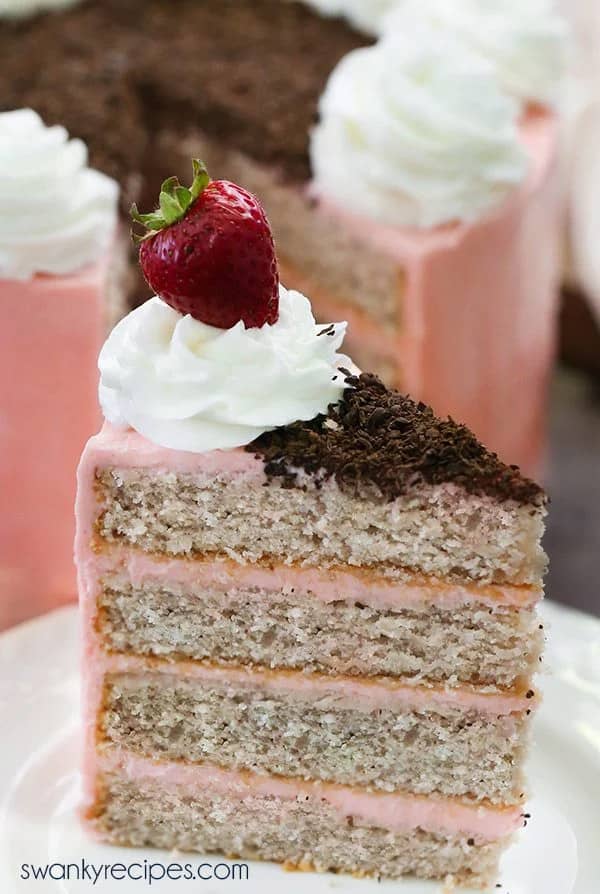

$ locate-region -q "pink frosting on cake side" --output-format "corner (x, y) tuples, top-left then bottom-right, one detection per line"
(97, 748), (523, 842)
(0, 259), (112, 630)
(75, 423), (267, 809)
(79, 422), (264, 476)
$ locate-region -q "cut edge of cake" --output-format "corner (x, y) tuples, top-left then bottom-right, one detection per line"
(76, 372), (545, 886)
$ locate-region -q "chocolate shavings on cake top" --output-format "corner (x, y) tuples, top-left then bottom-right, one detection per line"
(247, 373), (545, 505)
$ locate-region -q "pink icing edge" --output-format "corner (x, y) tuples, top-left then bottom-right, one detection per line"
(79, 422), (264, 478)
(95, 748), (523, 842)
(75, 428), (264, 810)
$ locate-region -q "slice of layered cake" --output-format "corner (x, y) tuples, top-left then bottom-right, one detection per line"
(76, 163), (547, 886)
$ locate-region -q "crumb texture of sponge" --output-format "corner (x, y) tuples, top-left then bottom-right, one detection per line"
(93, 774), (506, 885)
(99, 576), (543, 687)
(97, 467), (546, 585)
(101, 671), (529, 803)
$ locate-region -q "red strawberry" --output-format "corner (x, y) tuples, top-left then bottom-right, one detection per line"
(131, 160), (279, 329)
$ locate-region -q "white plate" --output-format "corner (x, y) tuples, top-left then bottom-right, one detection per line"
(0, 602), (598, 894)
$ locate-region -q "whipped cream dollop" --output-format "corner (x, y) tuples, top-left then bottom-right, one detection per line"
(0, 0), (81, 17)
(294, 0), (397, 35)
(99, 286), (349, 453)
(310, 32), (528, 229)
(383, 0), (567, 107)
(0, 109), (118, 280)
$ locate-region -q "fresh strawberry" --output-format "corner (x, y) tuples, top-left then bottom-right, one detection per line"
(131, 160), (279, 329)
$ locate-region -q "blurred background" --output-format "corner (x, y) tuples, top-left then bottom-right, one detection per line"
(0, 0), (598, 629)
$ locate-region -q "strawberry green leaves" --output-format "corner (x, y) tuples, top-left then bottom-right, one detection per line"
(131, 159), (210, 242)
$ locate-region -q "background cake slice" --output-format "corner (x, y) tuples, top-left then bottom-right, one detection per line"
(0, 108), (124, 630)
(76, 163), (547, 886)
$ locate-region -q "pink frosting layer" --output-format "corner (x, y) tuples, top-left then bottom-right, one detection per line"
(97, 748), (522, 842)
(100, 651), (538, 716)
(80, 422), (263, 478)
(93, 544), (540, 611)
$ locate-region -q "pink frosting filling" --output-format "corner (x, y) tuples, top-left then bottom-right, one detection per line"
(97, 748), (523, 842)
(99, 651), (537, 715)
(92, 545), (540, 611)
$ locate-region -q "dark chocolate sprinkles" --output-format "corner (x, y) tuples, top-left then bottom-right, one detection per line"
(247, 373), (546, 506)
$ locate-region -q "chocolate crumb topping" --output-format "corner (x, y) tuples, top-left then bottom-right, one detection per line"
(247, 373), (546, 506)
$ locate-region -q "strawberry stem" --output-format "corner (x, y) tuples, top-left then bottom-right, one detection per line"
(131, 159), (210, 242)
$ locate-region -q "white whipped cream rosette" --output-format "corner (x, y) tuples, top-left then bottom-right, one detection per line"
(0, 109), (119, 280)
(99, 286), (351, 452)
(310, 29), (528, 229)
(383, 0), (568, 108)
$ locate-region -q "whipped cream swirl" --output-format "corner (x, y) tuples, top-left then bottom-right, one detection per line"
(0, 109), (118, 280)
(294, 0), (398, 35)
(310, 32), (528, 229)
(99, 286), (349, 452)
(0, 0), (81, 17)
(383, 0), (567, 107)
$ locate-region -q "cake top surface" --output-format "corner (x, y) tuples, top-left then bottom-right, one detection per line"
(249, 372), (545, 506)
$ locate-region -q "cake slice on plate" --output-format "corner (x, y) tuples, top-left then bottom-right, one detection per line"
(76, 162), (547, 886)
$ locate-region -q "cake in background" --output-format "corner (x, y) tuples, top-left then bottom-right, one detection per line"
(0, 0), (566, 472)
(307, 18), (562, 477)
(77, 162), (546, 886)
(0, 109), (122, 630)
